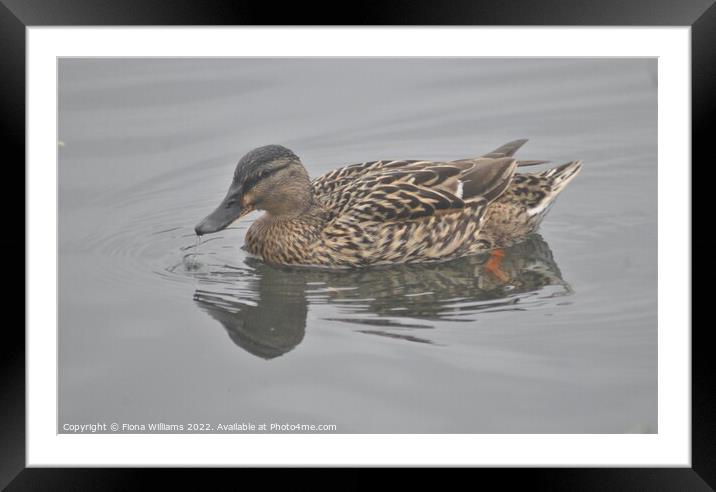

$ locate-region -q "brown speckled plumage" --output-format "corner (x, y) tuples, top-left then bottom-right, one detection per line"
(195, 139), (581, 267)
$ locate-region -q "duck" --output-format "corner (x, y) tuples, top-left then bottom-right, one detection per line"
(194, 139), (581, 270)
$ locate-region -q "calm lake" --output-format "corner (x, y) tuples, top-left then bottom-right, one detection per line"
(59, 58), (657, 433)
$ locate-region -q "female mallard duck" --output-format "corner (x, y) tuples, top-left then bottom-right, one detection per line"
(195, 139), (581, 269)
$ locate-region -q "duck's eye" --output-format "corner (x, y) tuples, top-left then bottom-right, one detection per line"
(225, 199), (235, 208)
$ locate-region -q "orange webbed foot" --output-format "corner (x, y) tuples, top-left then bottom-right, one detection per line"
(484, 248), (510, 283)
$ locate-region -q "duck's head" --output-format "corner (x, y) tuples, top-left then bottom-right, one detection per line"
(195, 144), (312, 235)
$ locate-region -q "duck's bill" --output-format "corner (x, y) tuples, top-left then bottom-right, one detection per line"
(194, 198), (244, 236)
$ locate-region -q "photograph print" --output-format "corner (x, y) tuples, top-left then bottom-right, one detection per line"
(58, 57), (657, 435)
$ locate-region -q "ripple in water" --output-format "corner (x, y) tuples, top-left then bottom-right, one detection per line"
(182, 236), (203, 272)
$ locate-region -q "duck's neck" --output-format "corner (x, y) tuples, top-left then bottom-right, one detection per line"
(256, 170), (315, 217)
(244, 203), (329, 264)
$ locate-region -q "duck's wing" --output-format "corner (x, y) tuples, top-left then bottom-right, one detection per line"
(482, 138), (529, 158)
(459, 157), (519, 202)
(313, 139), (543, 198)
(330, 157), (517, 223)
(312, 158), (427, 197)
(479, 138), (549, 167)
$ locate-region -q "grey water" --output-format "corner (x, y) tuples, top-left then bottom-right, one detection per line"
(58, 58), (657, 433)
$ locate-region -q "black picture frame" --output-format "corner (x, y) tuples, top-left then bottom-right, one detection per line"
(2, 0), (707, 488)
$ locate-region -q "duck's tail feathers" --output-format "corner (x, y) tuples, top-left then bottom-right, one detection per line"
(521, 160), (582, 218)
(539, 160), (582, 195)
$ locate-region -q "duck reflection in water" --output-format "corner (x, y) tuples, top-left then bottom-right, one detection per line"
(193, 234), (572, 359)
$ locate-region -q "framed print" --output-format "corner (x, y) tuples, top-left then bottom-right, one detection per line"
(3, 0), (709, 487)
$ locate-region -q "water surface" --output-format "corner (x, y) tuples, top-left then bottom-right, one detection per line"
(59, 58), (657, 433)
